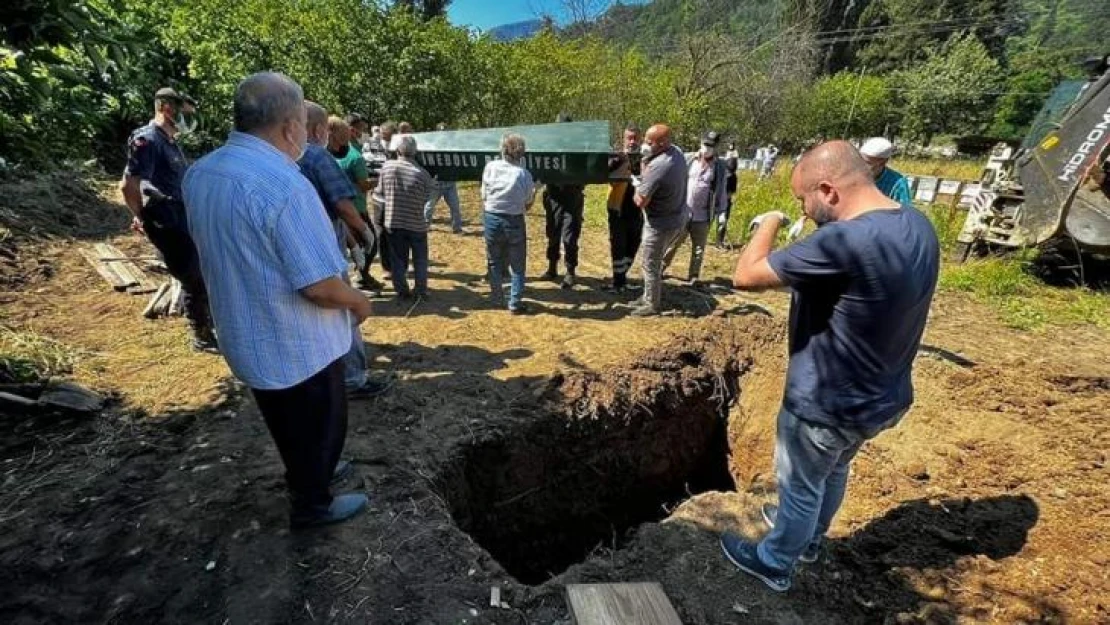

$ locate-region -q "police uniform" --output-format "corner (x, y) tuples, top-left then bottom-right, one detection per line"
(124, 120), (214, 345)
(542, 181), (586, 281)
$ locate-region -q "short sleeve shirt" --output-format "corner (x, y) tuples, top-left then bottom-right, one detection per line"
(183, 132), (351, 390)
(481, 160), (535, 216)
(638, 145), (688, 230)
(876, 167), (913, 206)
(767, 206), (940, 432)
(123, 122), (188, 201)
(333, 144), (369, 216)
(298, 143), (356, 220)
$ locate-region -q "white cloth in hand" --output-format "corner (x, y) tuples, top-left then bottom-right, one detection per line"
(631, 175), (642, 189)
(787, 216), (807, 241)
(748, 210), (792, 232)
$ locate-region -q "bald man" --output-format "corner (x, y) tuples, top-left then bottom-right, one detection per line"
(721, 141), (940, 592)
(630, 124), (689, 316)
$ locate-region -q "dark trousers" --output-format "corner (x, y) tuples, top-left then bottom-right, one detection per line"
(387, 228), (429, 296)
(372, 200), (392, 273)
(716, 198), (733, 245)
(251, 358), (347, 520)
(142, 200), (212, 336)
(543, 192), (584, 272)
(355, 212), (378, 282)
(607, 205), (644, 287)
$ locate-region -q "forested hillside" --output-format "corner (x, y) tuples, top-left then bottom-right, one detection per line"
(2, 0), (1109, 169)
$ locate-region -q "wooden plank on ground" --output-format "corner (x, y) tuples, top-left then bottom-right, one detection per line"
(96, 243), (158, 293)
(143, 282), (172, 318)
(79, 248), (130, 290)
(566, 583), (682, 625)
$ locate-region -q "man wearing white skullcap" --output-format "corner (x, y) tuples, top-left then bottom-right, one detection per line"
(859, 137), (912, 205)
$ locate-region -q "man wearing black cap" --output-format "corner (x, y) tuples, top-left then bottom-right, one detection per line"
(540, 113), (587, 289)
(120, 87), (217, 352)
(664, 130), (729, 286)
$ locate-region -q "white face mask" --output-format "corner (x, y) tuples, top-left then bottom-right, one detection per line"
(286, 127), (307, 161)
(640, 143), (653, 158)
(700, 145), (716, 159)
(176, 112), (198, 135)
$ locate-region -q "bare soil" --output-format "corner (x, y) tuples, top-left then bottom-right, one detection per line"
(1, 180), (1108, 624)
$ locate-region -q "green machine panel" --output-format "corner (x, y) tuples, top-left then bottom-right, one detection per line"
(408, 121), (614, 184)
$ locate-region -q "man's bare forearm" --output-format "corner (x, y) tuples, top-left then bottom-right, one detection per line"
(336, 199), (370, 244)
(120, 177), (144, 217)
(733, 218), (781, 286)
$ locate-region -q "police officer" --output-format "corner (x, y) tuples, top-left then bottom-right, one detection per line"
(120, 87), (217, 352)
(540, 113), (587, 289)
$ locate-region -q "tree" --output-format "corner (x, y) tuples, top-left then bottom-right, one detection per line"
(785, 71), (893, 141)
(393, 0), (452, 20)
(0, 0), (159, 163)
(856, 0), (1017, 72)
(891, 32), (1002, 144)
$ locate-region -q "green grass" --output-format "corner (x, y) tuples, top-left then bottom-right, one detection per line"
(0, 326), (79, 383)
(939, 256), (1110, 331)
(574, 161), (1109, 332)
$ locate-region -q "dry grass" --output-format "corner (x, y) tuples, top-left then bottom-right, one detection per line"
(1, 162), (1105, 415)
(891, 157), (984, 181)
(0, 172), (233, 415)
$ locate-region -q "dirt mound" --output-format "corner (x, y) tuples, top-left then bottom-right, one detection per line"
(0, 172), (128, 288)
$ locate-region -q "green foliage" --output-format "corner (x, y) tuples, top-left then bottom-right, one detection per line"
(0, 0), (159, 163)
(3, 0), (1110, 168)
(891, 33), (1001, 144)
(784, 71), (893, 140)
(855, 0), (1012, 72)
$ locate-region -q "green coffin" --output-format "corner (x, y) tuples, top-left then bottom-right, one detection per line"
(409, 121), (613, 184)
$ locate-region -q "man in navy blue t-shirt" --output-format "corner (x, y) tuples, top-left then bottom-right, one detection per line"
(720, 140), (939, 592)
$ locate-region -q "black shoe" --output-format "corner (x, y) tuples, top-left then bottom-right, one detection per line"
(348, 377), (393, 399)
(191, 334), (220, 354)
(561, 274), (575, 289)
(539, 270), (558, 282)
(358, 276), (384, 291)
(509, 303), (530, 315)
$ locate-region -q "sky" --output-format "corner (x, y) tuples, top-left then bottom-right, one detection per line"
(448, 0), (539, 30)
(448, 0), (650, 31)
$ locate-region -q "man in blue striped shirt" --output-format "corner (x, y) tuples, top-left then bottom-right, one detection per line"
(183, 72), (372, 529)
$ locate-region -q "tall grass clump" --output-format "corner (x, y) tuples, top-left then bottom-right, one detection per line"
(0, 326), (78, 383)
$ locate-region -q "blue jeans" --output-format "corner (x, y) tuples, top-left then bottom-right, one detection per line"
(758, 407), (904, 571)
(342, 315), (367, 390)
(483, 212), (526, 310)
(424, 181), (462, 231)
(387, 228), (429, 296)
